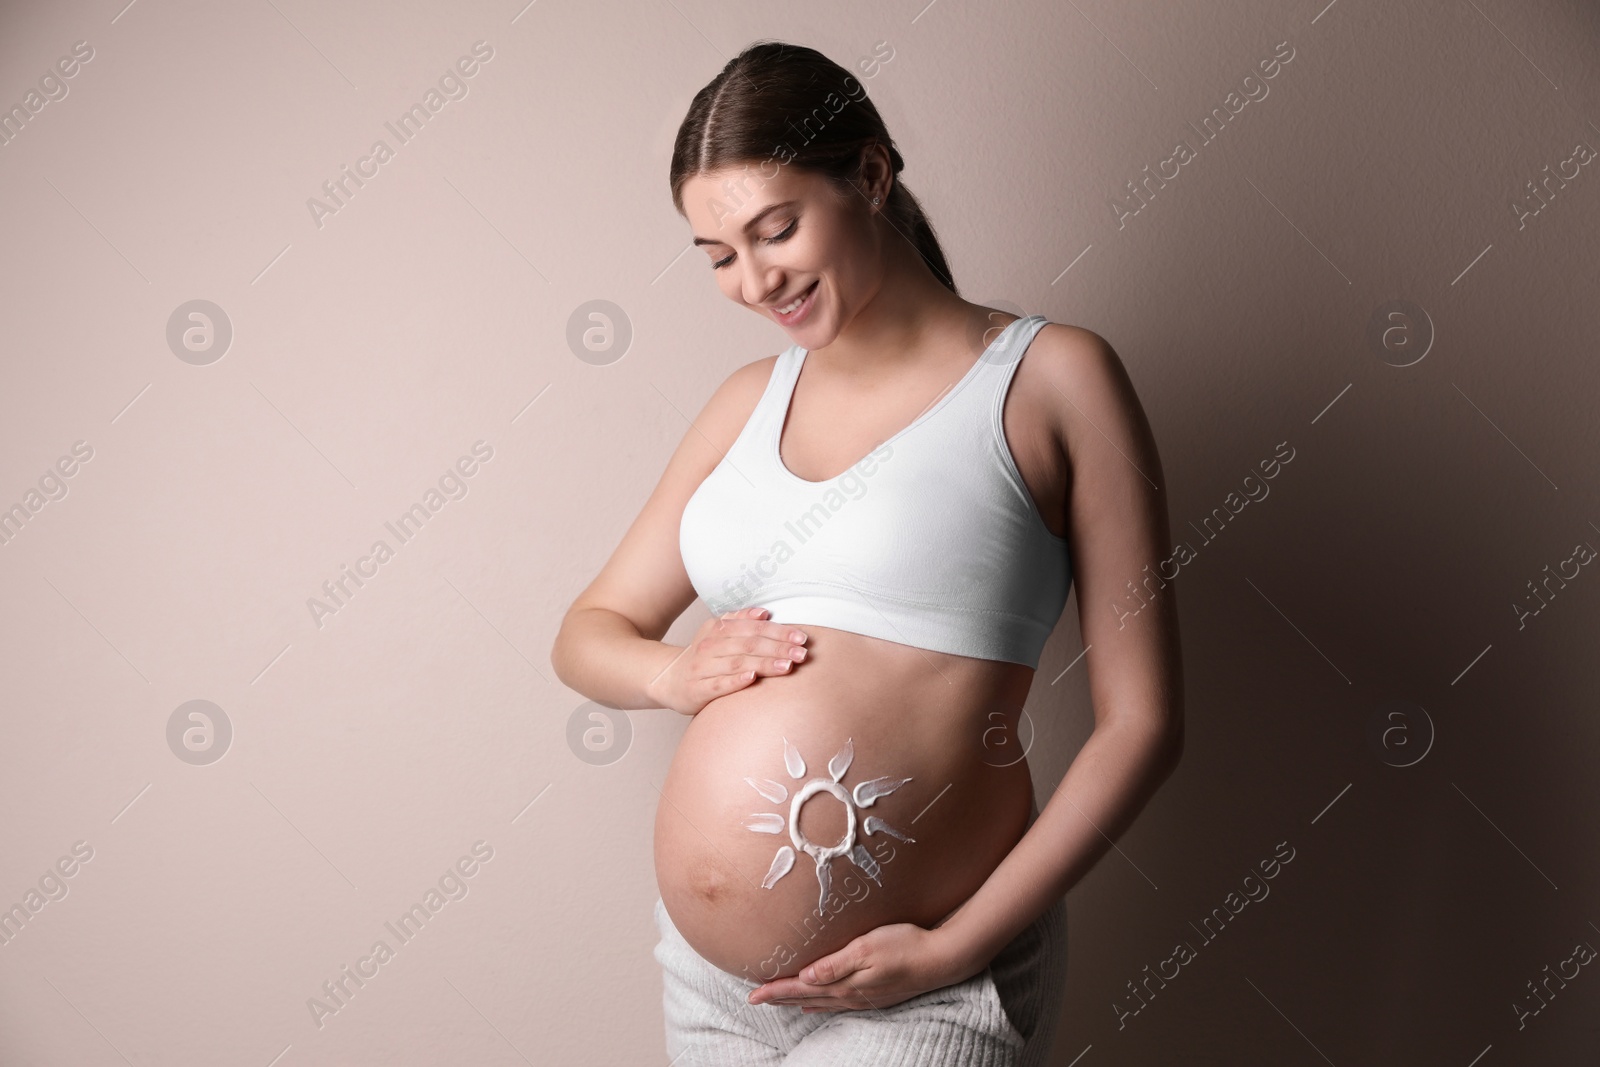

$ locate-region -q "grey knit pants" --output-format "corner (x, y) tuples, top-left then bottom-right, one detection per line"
(653, 799), (1069, 1066)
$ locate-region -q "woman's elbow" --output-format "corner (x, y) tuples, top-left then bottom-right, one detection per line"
(1158, 715), (1185, 778)
(549, 610), (584, 689)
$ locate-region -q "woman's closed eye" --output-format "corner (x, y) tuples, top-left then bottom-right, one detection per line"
(712, 219), (798, 270)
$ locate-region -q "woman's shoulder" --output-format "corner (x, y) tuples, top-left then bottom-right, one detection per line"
(1030, 318), (1113, 354)
(1024, 320), (1125, 388)
(970, 308), (1112, 370)
(712, 348), (787, 408)
(1009, 318), (1139, 434)
(1018, 321), (1152, 463)
(686, 348), (789, 450)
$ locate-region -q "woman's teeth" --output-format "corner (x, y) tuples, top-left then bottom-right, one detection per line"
(777, 284), (814, 314)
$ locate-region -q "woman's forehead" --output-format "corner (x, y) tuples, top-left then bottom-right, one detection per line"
(682, 167), (819, 231)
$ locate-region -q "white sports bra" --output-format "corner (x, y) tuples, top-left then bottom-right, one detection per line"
(678, 314), (1072, 669)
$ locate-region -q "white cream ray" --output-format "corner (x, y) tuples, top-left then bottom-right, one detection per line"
(849, 843), (883, 886)
(852, 775), (913, 808)
(761, 846), (795, 889)
(782, 736), (806, 779)
(827, 738), (854, 782)
(745, 776), (788, 804)
(862, 816), (915, 842)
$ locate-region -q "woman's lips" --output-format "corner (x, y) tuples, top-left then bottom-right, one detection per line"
(772, 281), (818, 326)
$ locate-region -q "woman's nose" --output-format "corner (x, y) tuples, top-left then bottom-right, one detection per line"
(741, 264), (782, 308)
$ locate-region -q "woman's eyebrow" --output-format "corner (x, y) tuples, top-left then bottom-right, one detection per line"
(692, 201), (798, 246)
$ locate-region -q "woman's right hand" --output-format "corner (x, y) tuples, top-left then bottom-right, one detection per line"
(647, 606), (808, 716)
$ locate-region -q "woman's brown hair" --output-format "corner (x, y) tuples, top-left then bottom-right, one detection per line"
(670, 40), (958, 295)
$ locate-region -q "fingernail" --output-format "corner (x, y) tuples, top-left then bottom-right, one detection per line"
(789, 631), (806, 643)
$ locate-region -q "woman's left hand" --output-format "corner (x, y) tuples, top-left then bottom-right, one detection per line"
(745, 922), (972, 1012)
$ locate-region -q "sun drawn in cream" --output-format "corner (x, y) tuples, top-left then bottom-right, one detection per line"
(741, 737), (916, 913)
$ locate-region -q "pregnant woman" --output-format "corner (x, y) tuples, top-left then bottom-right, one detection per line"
(551, 41), (1183, 1066)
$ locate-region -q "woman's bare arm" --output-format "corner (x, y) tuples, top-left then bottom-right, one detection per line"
(550, 354), (786, 710)
(929, 324), (1185, 971)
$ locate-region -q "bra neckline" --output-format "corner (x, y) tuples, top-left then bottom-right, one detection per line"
(772, 315), (1031, 486)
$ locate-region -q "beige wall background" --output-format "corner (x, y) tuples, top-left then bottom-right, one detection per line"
(1, 0), (1596, 1063)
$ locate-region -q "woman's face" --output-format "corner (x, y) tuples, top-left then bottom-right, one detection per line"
(681, 163), (880, 347)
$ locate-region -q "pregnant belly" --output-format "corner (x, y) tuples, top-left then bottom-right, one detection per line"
(653, 625), (1038, 982)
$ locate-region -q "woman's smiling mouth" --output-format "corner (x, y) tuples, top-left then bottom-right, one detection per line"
(770, 281), (818, 324)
